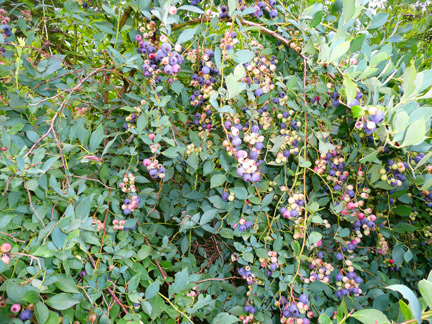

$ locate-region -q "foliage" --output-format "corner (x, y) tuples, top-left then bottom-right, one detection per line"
(0, 0), (431, 323)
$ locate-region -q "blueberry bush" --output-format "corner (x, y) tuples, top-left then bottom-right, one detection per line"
(0, 0), (431, 323)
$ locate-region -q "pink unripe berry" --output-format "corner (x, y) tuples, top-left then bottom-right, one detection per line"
(1, 242), (11, 252)
(143, 159), (152, 166)
(1, 254), (10, 265)
(169, 6), (177, 15)
(11, 304), (21, 313)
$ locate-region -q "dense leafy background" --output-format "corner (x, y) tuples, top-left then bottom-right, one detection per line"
(0, 0), (431, 323)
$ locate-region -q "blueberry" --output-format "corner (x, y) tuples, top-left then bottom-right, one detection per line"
(221, 192), (230, 201)
(335, 273), (343, 281)
(349, 99), (360, 107)
(19, 310), (33, 321)
(317, 251), (324, 259)
(369, 110), (385, 124)
(336, 253), (343, 261)
(254, 88), (264, 97)
(269, 9), (278, 18)
(299, 294), (309, 304)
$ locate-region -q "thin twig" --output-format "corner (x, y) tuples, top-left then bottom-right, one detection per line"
(107, 287), (129, 314)
(23, 179), (46, 228)
(0, 232), (26, 243)
(71, 175), (114, 189)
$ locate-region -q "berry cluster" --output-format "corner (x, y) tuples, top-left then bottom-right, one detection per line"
(241, 1), (278, 19)
(0, 242), (11, 265)
(91, 218), (106, 231)
(280, 193), (306, 219)
(278, 294), (312, 324)
(186, 286), (199, 298)
(119, 173), (137, 193)
(19, 9), (33, 22)
(380, 159), (408, 188)
(123, 105), (144, 132)
(121, 196), (140, 215)
(259, 250), (279, 276)
(306, 259), (334, 284)
(75, 105), (89, 117)
(355, 106), (386, 135)
(219, 31), (239, 51)
(240, 304), (257, 323)
(334, 261), (363, 297)
(0, 8), (12, 55)
(232, 218), (253, 232)
(143, 158), (166, 179)
(221, 191), (235, 202)
(238, 265), (256, 285)
(223, 122), (264, 183)
(138, 33), (184, 78)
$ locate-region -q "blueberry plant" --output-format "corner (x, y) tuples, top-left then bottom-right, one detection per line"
(0, 0), (431, 323)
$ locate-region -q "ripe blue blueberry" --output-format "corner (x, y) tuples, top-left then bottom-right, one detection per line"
(299, 294), (309, 304)
(19, 310), (33, 321)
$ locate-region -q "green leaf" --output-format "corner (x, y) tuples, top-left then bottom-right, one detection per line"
(212, 312), (240, 324)
(344, 74), (357, 105)
(308, 231), (322, 245)
(351, 105), (364, 118)
(387, 284), (422, 324)
(394, 111), (409, 133)
(399, 300), (413, 322)
(226, 74), (240, 99)
(200, 209), (218, 225)
(90, 124), (104, 152)
(177, 5), (204, 14)
(369, 12), (389, 30)
(401, 118), (426, 147)
(55, 275), (79, 293)
(35, 302), (49, 324)
(419, 280), (432, 309)
(329, 41), (350, 62)
(228, 0), (237, 15)
(211, 174), (226, 188)
(145, 282), (160, 300)
(45, 293), (80, 310)
(242, 252), (254, 263)
(310, 10), (322, 27)
(352, 309), (390, 324)
(341, 0), (355, 24)
(349, 34), (365, 52)
(168, 268), (189, 297)
(233, 50), (255, 64)
(176, 27), (197, 44)
(186, 153), (199, 171)
(75, 196), (91, 220)
(318, 313), (333, 324)
(128, 274), (141, 293)
(261, 193), (274, 207)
